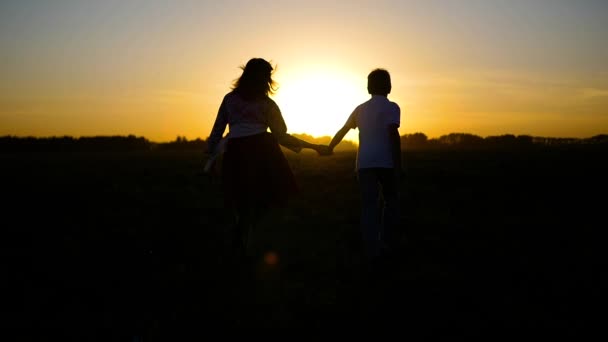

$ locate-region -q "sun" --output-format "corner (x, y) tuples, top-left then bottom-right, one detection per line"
(273, 69), (369, 142)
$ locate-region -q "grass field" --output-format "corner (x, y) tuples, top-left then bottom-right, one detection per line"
(4, 147), (606, 336)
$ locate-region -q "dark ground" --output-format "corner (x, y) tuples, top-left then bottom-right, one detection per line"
(3, 147), (606, 338)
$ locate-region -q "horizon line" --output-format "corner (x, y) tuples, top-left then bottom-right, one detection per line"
(2, 132), (607, 144)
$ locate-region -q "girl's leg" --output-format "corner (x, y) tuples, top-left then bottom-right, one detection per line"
(233, 202), (268, 258)
(233, 204), (252, 258)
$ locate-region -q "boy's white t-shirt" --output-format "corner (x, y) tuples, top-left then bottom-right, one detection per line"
(344, 95), (400, 170)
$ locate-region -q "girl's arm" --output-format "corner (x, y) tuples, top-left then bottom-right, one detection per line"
(267, 100), (326, 153)
(207, 99), (228, 154)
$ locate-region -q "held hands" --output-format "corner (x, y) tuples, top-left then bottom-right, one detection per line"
(314, 144), (333, 156)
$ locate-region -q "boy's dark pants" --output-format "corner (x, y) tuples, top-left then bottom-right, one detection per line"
(357, 167), (400, 259)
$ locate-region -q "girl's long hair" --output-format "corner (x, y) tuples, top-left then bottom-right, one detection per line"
(232, 58), (278, 101)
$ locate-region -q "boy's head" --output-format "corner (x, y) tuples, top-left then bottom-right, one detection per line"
(367, 68), (391, 96)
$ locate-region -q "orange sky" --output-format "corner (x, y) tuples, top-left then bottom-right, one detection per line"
(1, 0), (607, 141)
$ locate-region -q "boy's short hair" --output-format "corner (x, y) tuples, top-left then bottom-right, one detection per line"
(367, 69), (391, 96)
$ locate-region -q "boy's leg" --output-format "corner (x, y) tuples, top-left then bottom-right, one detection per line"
(378, 168), (400, 250)
(358, 168), (382, 260)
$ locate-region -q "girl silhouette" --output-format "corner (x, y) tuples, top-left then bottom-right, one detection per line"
(206, 58), (327, 257)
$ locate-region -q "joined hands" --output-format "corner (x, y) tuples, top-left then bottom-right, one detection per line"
(314, 144), (333, 156)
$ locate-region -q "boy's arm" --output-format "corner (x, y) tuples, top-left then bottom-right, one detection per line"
(328, 125), (351, 152)
(329, 110), (356, 152)
(388, 123), (402, 171)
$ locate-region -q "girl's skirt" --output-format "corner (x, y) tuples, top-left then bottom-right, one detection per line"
(221, 132), (298, 209)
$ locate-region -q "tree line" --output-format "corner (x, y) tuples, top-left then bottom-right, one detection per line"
(1, 133), (606, 152)
(401, 133), (608, 150)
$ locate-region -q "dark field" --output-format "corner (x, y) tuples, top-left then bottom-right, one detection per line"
(4, 148), (606, 337)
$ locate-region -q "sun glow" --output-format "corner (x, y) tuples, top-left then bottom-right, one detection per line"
(273, 69), (369, 142)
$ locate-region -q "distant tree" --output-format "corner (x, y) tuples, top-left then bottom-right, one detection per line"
(484, 134), (534, 149)
(587, 134), (608, 145)
(401, 132), (428, 150)
(438, 133), (484, 148)
(158, 136), (206, 150)
(516, 135), (534, 147)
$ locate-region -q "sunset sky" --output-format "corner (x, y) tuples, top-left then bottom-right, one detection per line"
(1, 0), (607, 142)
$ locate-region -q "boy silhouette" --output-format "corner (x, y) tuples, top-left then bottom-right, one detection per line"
(328, 68), (402, 264)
